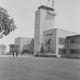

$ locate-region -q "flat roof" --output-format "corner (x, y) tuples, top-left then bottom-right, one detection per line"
(38, 5), (54, 11)
(43, 28), (78, 34)
(66, 34), (80, 38)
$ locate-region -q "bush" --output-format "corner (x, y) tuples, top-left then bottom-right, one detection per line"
(35, 54), (39, 57)
(35, 53), (57, 58)
(48, 54), (57, 58)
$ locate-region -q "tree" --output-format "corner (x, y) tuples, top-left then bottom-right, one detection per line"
(0, 6), (17, 38)
(0, 44), (6, 54)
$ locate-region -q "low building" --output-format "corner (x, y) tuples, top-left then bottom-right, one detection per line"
(66, 35), (80, 58)
(43, 28), (78, 57)
(15, 37), (34, 54)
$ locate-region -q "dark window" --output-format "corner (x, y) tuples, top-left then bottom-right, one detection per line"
(70, 38), (75, 44)
(58, 48), (66, 54)
(70, 38), (76, 44)
(59, 38), (66, 44)
(70, 37), (80, 44)
(70, 49), (78, 54)
(70, 49), (74, 53)
(75, 49), (78, 54)
(62, 49), (66, 54)
(46, 34), (52, 36)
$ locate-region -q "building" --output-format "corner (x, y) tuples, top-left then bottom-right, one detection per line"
(34, 5), (80, 58)
(9, 5), (80, 58)
(43, 28), (78, 57)
(66, 35), (80, 58)
(34, 5), (56, 54)
(15, 37), (34, 54)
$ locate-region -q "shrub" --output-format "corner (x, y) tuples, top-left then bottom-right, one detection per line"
(35, 53), (57, 58)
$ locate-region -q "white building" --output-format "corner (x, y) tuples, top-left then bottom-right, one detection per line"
(9, 5), (80, 59)
(43, 28), (78, 57)
(15, 37), (34, 54)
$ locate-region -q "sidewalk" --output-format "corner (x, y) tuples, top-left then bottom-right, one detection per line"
(0, 54), (33, 57)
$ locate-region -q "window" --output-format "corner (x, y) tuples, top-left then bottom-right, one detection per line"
(70, 49), (74, 54)
(46, 34), (52, 36)
(70, 38), (75, 44)
(59, 38), (66, 44)
(58, 48), (66, 54)
(70, 37), (80, 44)
(70, 49), (78, 54)
(62, 49), (66, 54)
(75, 49), (78, 54)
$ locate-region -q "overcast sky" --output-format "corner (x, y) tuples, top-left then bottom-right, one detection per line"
(0, 0), (80, 51)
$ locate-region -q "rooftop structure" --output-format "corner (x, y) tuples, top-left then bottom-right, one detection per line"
(38, 5), (54, 11)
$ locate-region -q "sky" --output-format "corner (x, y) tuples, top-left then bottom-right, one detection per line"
(0, 0), (80, 51)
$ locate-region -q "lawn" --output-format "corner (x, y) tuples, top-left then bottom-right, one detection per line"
(0, 57), (80, 80)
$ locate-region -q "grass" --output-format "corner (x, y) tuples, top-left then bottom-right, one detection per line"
(0, 57), (80, 80)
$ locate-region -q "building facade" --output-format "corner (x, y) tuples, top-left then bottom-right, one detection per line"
(9, 5), (80, 59)
(66, 35), (80, 58)
(34, 5), (56, 54)
(43, 28), (78, 57)
(15, 37), (34, 54)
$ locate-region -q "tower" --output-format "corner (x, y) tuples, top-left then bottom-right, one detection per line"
(34, 5), (56, 54)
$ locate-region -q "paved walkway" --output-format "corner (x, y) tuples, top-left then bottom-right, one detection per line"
(0, 54), (32, 57)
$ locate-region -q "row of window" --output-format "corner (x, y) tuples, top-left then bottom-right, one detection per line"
(58, 48), (80, 54)
(70, 38), (80, 44)
(59, 38), (66, 44)
(70, 49), (80, 54)
(59, 37), (80, 44)
(58, 48), (66, 54)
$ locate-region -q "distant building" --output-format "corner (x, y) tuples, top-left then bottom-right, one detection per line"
(15, 37), (34, 54)
(66, 35), (80, 58)
(34, 5), (56, 54)
(43, 28), (78, 57)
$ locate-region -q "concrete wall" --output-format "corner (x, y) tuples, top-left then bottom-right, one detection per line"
(34, 10), (40, 54)
(15, 37), (33, 54)
(15, 37), (21, 52)
(34, 6), (56, 54)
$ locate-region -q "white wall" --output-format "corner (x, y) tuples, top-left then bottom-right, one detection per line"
(34, 6), (56, 54)
(15, 37), (32, 53)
